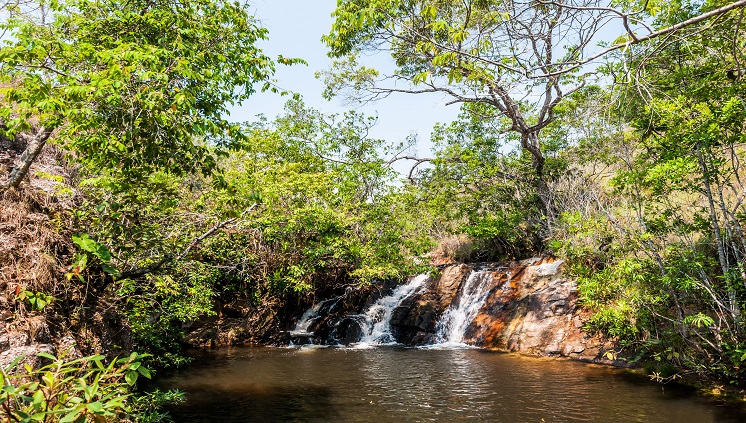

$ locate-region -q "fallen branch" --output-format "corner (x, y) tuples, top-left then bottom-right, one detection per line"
(0, 126), (54, 192)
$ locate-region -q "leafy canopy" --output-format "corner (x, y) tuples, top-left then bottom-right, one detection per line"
(0, 0), (283, 184)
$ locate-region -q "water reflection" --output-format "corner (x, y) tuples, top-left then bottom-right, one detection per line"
(156, 347), (746, 422)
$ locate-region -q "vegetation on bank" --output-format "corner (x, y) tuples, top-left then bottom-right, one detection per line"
(2, 0), (746, 420)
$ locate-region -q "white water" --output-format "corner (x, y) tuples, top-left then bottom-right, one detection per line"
(356, 273), (429, 345)
(432, 270), (493, 347)
(290, 302), (324, 336)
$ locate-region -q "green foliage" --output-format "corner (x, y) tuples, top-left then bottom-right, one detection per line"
(409, 103), (544, 259)
(208, 99), (430, 288)
(0, 0), (279, 185)
(0, 352), (158, 422)
(73, 98), (434, 361)
(72, 235), (112, 265)
(577, 258), (662, 340)
(16, 291), (55, 312)
(128, 390), (185, 423)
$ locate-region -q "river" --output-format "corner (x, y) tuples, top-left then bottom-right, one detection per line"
(156, 346), (746, 422)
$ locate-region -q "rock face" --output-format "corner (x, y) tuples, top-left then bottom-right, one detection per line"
(292, 257), (612, 362)
(0, 315), (60, 371)
(387, 258), (610, 360)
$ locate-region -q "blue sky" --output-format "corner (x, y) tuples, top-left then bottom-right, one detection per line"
(230, 0), (461, 159)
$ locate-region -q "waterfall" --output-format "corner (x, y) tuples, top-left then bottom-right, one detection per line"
(433, 270), (493, 346)
(356, 273), (429, 345)
(290, 302), (323, 336)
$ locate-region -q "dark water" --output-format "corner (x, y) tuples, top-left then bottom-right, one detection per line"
(156, 346), (746, 422)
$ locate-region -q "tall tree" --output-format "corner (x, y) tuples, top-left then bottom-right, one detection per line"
(323, 0), (746, 232)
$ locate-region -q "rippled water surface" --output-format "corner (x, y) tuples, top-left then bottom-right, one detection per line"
(157, 347), (746, 422)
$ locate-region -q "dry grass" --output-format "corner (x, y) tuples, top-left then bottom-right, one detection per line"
(0, 142), (77, 300)
(432, 234), (475, 263)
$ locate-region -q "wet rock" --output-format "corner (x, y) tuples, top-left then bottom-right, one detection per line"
(466, 259), (609, 360)
(388, 265), (471, 344)
(336, 317), (365, 345)
(389, 257), (611, 361)
(282, 331), (316, 345)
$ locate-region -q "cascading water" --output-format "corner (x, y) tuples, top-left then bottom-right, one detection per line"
(290, 302), (323, 337)
(433, 270), (493, 346)
(355, 273), (429, 345)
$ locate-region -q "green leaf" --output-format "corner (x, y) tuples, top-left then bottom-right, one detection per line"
(73, 234), (112, 263)
(137, 366), (152, 379)
(101, 264), (121, 277)
(87, 401), (104, 413)
(124, 371), (138, 386)
(72, 234), (98, 253)
(60, 410), (84, 423)
(37, 352), (56, 361)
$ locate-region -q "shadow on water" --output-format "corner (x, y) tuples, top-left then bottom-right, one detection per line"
(154, 347), (746, 423)
(165, 384), (336, 423)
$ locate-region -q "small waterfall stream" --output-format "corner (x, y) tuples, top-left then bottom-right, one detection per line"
(289, 269), (498, 348)
(289, 275), (428, 345)
(433, 270), (493, 346)
(356, 273), (429, 345)
(290, 302), (324, 337)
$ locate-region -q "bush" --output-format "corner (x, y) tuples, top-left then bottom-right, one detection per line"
(0, 351), (177, 422)
(432, 234), (475, 262)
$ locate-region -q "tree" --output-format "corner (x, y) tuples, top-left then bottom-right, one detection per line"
(322, 0), (746, 232)
(0, 0), (284, 191)
(608, 1), (746, 377)
(547, 2), (746, 381)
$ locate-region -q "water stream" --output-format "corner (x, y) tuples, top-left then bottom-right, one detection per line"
(433, 270), (493, 346)
(356, 274), (428, 345)
(290, 302), (323, 337)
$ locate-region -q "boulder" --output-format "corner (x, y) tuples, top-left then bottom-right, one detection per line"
(0, 344), (55, 371)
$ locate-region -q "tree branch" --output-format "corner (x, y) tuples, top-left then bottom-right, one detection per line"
(540, 0), (746, 78)
(118, 203), (258, 280)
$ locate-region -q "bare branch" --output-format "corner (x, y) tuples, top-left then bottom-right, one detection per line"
(118, 204), (258, 280)
(541, 0), (746, 78)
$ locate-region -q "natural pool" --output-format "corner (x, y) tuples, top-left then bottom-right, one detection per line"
(156, 346), (746, 422)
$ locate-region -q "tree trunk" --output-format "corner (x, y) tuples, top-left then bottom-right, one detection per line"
(523, 131), (555, 233)
(0, 127), (54, 192)
(696, 146), (741, 326)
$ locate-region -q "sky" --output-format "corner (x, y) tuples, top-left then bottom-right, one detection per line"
(229, 0), (462, 159)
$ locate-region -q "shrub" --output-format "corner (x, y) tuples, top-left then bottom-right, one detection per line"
(0, 351), (163, 422)
(433, 234), (475, 262)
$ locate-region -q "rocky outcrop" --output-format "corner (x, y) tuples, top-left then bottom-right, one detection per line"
(0, 314), (72, 370)
(182, 279), (404, 347)
(388, 258), (611, 360)
(185, 256), (614, 363)
(470, 259), (607, 359)
(282, 257), (613, 362)
(0, 344), (55, 370)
